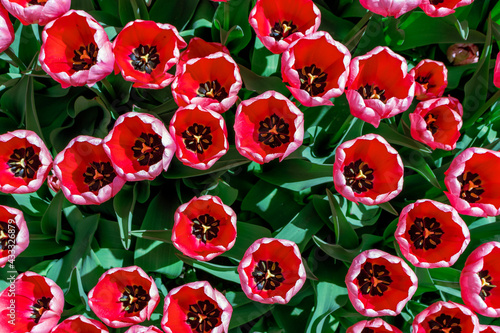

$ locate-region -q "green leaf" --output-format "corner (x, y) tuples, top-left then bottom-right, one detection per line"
(402, 152), (441, 189)
(40, 191), (65, 243)
(326, 189), (359, 249)
(313, 234), (382, 262)
(118, 0), (148, 25)
(229, 303), (273, 329)
(113, 184), (137, 250)
(130, 230), (172, 243)
(177, 254), (240, 283)
(150, 0), (199, 30)
(212, 0), (252, 54)
(11, 192), (49, 217)
(251, 38), (280, 76)
(223, 221), (272, 260)
(238, 65), (289, 96)
(370, 123), (432, 153)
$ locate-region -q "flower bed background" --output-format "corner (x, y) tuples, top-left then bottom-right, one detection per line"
(0, 0), (500, 332)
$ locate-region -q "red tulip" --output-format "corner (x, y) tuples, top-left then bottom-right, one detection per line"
(412, 301), (480, 333)
(53, 136), (126, 205)
(103, 112), (176, 181)
(347, 319), (402, 333)
(0, 271), (64, 333)
(333, 133), (404, 206)
(172, 52), (242, 114)
(88, 266), (160, 329)
(494, 52), (500, 89)
(410, 97), (463, 151)
(161, 281), (232, 333)
(49, 315), (108, 333)
(419, 0), (474, 17)
(447, 43), (479, 66)
(410, 59), (448, 101)
(238, 238), (306, 304)
(124, 325), (163, 333)
(481, 326), (500, 333)
(176, 37), (229, 75)
(39, 10), (114, 88)
(395, 199), (469, 268)
(281, 31), (351, 107)
(444, 147), (500, 217)
(0, 205), (29, 269)
(345, 249), (418, 317)
(359, 0), (421, 18)
(0, 4), (14, 53)
(113, 20), (186, 89)
(169, 105), (228, 170)
(460, 242), (500, 317)
(346, 46), (414, 128)
(0, 0), (70, 25)
(249, 0), (320, 54)
(0, 130), (52, 194)
(47, 170), (60, 193)
(234, 90), (304, 164)
(172, 195), (237, 261)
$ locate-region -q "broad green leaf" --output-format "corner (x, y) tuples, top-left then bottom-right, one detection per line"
(150, 0), (199, 30)
(313, 234), (382, 262)
(11, 192), (49, 217)
(212, 0), (252, 54)
(370, 123), (432, 153)
(326, 189), (359, 249)
(229, 303), (273, 329)
(130, 230), (172, 243)
(177, 254), (240, 283)
(41, 191), (65, 243)
(402, 152), (441, 189)
(118, 0), (149, 25)
(223, 221), (272, 260)
(238, 65), (289, 96)
(113, 183), (137, 250)
(251, 38), (280, 76)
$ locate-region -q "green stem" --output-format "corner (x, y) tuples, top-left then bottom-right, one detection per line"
(342, 12), (374, 48)
(101, 77), (117, 100)
(4, 48), (26, 71)
(88, 85), (119, 119)
(463, 90), (500, 128)
(328, 114), (354, 147)
(223, 1), (230, 32)
(130, 0), (141, 19)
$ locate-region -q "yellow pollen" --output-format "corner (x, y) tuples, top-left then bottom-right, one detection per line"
(93, 170), (103, 180)
(205, 89), (215, 98)
(265, 270), (275, 280)
(202, 224), (211, 233)
(355, 170), (367, 180)
(282, 24), (291, 34)
(423, 228), (434, 239)
(0, 230), (8, 239)
(141, 143), (152, 154)
(307, 73), (318, 84)
(198, 313), (207, 323)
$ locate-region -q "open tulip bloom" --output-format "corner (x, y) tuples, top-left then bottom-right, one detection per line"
(238, 238), (306, 304)
(49, 315), (109, 333)
(345, 249), (418, 317)
(444, 147), (500, 217)
(460, 241), (500, 317)
(281, 31), (351, 107)
(161, 280), (232, 333)
(481, 326), (500, 333)
(39, 10), (115, 88)
(1, 0), (70, 26)
(395, 199), (470, 268)
(234, 90), (304, 164)
(176, 37), (229, 75)
(0, 130), (52, 194)
(0, 271), (64, 333)
(124, 325), (163, 333)
(249, 0), (321, 54)
(88, 266), (160, 329)
(347, 319), (402, 333)
(0, 205), (29, 268)
(412, 301), (480, 333)
(169, 105), (229, 170)
(346, 46), (415, 128)
(53, 136), (126, 205)
(172, 195), (237, 261)
(333, 133), (404, 206)
(410, 59), (448, 101)
(172, 52), (242, 114)
(410, 97), (463, 151)
(0, 3), (14, 53)
(419, 0), (474, 17)
(359, 0), (422, 18)
(113, 20), (186, 89)
(103, 112), (176, 181)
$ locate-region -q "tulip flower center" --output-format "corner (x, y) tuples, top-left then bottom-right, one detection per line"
(186, 300), (221, 333)
(356, 262), (392, 296)
(27, 0), (47, 6)
(0, 221), (18, 250)
(197, 80), (228, 102)
(479, 270), (496, 300)
(119, 285), (151, 314)
(72, 43), (99, 71)
(7, 146), (41, 179)
(361, 329), (374, 333)
(458, 171), (484, 203)
(191, 214), (220, 244)
(252, 260), (285, 291)
(408, 217), (444, 250)
(297, 64), (328, 96)
(357, 84), (387, 103)
(83, 161), (117, 192)
(132, 132), (165, 166)
(258, 114), (290, 148)
(424, 113), (439, 134)
(416, 74), (433, 90)
(429, 0), (446, 5)
(30, 296), (51, 324)
(343, 159), (374, 194)
(182, 123), (213, 154)
(428, 314), (461, 333)
(129, 44), (161, 74)
(269, 20), (299, 41)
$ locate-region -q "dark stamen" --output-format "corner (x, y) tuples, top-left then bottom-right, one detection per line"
(297, 64), (328, 96)
(186, 300), (221, 333)
(83, 161), (117, 192)
(458, 171), (484, 203)
(30, 297), (51, 324)
(197, 81), (228, 102)
(356, 262), (392, 297)
(72, 43), (99, 71)
(428, 314), (461, 333)
(131, 133), (164, 166)
(429, 0), (445, 5)
(119, 285), (151, 314)
(192, 214), (220, 244)
(7, 146), (41, 179)
(0, 221), (19, 250)
(257, 114), (290, 148)
(182, 123), (213, 154)
(252, 260), (285, 291)
(357, 83), (387, 103)
(479, 270), (496, 300)
(129, 44), (161, 74)
(269, 20), (299, 41)
(424, 113), (439, 134)
(408, 217), (444, 250)
(343, 159), (374, 194)
(27, 0), (47, 5)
